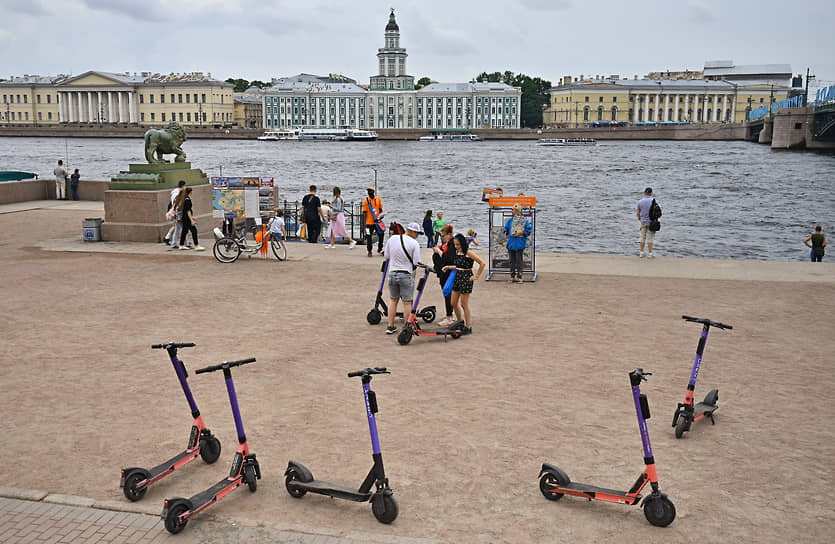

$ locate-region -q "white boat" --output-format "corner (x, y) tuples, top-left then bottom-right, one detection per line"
(298, 127), (377, 141)
(257, 129), (299, 141)
(537, 138), (597, 146)
(419, 132), (482, 142)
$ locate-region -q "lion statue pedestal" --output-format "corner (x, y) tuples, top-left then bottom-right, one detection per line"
(102, 122), (216, 242)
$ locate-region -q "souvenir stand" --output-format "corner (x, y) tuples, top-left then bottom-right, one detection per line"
(486, 196), (537, 282)
(211, 177), (277, 232)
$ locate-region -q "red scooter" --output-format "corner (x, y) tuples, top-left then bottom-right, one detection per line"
(397, 264), (465, 345)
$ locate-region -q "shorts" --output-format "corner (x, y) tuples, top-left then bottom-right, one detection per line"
(388, 271), (414, 301)
(640, 223), (655, 245)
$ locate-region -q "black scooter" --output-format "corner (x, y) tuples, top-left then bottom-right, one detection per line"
(397, 264), (465, 345)
(368, 258), (436, 325)
(285, 367), (398, 524)
(672, 315), (733, 438)
(120, 342), (221, 502)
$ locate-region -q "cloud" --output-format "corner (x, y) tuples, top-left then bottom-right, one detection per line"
(0, 0), (49, 16)
(519, 0), (572, 10)
(687, 2), (718, 24)
(79, 0), (240, 22)
(408, 13), (477, 58)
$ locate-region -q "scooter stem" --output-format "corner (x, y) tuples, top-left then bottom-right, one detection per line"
(410, 268), (431, 313)
(379, 259), (389, 292)
(171, 350), (199, 417)
(632, 383), (654, 460)
(363, 380), (382, 455)
(689, 325), (710, 387)
(224, 368), (247, 443)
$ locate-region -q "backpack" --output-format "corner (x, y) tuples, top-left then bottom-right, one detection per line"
(389, 222), (405, 235)
(649, 199), (662, 221)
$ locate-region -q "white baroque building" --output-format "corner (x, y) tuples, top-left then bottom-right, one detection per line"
(262, 10), (520, 131)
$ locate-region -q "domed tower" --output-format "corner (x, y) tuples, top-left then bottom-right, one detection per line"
(370, 9), (414, 91)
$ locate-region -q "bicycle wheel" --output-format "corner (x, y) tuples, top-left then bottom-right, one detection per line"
(213, 237), (241, 263)
(271, 238), (287, 261)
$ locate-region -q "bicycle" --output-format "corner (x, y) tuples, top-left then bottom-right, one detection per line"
(213, 224), (287, 263)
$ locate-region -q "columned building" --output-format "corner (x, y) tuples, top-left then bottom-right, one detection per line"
(262, 10), (521, 131)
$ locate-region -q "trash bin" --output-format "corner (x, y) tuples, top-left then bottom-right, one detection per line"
(82, 218), (103, 242)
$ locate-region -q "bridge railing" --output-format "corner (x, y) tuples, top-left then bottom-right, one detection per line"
(748, 94), (805, 121)
(813, 85), (835, 108)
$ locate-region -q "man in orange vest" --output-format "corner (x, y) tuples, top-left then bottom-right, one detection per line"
(362, 186), (384, 257)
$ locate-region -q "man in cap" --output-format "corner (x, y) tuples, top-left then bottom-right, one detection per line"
(636, 187), (661, 258)
(362, 186), (384, 257)
(382, 222), (422, 334)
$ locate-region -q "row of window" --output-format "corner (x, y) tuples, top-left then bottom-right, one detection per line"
(1, 93), (54, 104)
(139, 93), (209, 105)
(138, 112), (232, 123)
(564, 94), (764, 104)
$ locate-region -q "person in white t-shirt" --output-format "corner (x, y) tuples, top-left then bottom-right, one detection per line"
(268, 210), (286, 239)
(53, 160), (68, 200)
(165, 181), (187, 246)
(382, 222), (422, 335)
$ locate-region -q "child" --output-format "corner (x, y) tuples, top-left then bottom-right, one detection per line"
(466, 229), (480, 247)
(268, 210), (286, 240)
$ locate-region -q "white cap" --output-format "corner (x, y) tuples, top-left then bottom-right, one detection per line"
(406, 222), (421, 233)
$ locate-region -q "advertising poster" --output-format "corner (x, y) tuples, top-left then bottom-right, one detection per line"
(212, 176), (278, 219)
(487, 196), (536, 281)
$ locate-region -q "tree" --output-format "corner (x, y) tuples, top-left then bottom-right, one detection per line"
(475, 70), (552, 128)
(225, 78), (251, 93)
(415, 76), (432, 90)
(249, 80), (270, 89)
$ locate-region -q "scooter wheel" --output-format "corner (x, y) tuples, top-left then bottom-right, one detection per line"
(421, 307), (436, 323)
(164, 503), (190, 534)
(199, 435), (222, 464)
(122, 472), (147, 502)
(244, 464), (257, 493)
(397, 324), (413, 345)
(450, 331), (461, 339)
(284, 470), (307, 498)
(643, 495), (676, 527)
(372, 493), (398, 524)
(539, 473), (565, 501)
(674, 415), (690, 439)
(367, 309), (382, 325)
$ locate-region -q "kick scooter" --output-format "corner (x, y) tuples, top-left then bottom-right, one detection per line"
(120, 342), (221, 502)
(162, 357), (261, 534)
(397, 264), (465, 345)
(367, 258), (436, 325)
(672, 315), (733, 438)
(285, 367), (398, 524)
(539, 368), (676, 527)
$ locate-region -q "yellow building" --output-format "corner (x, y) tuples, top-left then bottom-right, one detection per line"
(0, 71), (235, 127)
(544, 75), (789, 127)
(233, 88), (264, 129)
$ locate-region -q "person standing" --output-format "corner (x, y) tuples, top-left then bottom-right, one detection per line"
(422, 210), (435, 248)
(302, 185), (325, 243)
(432, 224), (456, 326)
(803, 225), (826, 262)
(69, 168), (80, 201)
(502, 204), (531, 283)
(636, 187), (660, 258)
(382, 222), (422, 334)
(326, 186), (357, 249)
(165, 181), (186, 246)
(362, 186), (384, 257)
(432, 211), (447, 242)
(442, 233), (485, 335)
(53, 160), (68, 200)
(268, 209), (286, 240)
(177, 187), (204, 251)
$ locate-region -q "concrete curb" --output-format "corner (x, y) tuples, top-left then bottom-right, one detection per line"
(0, 486), (48, 501)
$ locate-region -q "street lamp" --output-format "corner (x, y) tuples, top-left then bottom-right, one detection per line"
(198, 101), (203, 127)
(804, 67), (815, 107)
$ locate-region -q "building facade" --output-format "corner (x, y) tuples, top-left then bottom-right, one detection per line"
(544, 74), (790, 127)
(262, 10), (521, 131)
(0, 71), (234, 126)
(234, 87), (264, 129)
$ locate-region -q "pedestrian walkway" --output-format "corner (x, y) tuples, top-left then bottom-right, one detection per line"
(0, 487), (410, 544)
(0, 199), (104, 215)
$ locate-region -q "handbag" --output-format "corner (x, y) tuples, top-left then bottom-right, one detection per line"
(442, 270), (457, 296)
(367, 197), (385, 235)
(649, 219), (661, 232)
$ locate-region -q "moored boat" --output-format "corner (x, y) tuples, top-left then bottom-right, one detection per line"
(298, 127), (377, 141)
(257, 129), (300, 141)
(419, 132), (482, 142)
(0, 171), (38, 181)
(537, 138), (597, 146)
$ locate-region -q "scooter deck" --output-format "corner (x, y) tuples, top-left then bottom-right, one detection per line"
(188, 477), (239, 507)
(693, 403), (717, 417)
(290, 479), (371, 502)
(556, 482), (640, 503)
(148, 449), (199, 478)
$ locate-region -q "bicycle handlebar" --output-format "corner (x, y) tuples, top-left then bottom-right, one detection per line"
(151, 342), (196, 350)
(348, 367), (390, 378)
(195, 357), (256, 374)
(682, 315), (733, 330)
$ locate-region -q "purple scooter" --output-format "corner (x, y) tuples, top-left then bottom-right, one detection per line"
(367, 258), (436, 325)
(285, 367), (398, 524)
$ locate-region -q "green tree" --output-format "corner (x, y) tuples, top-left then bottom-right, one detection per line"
(225, 78), (251, 93)
(249, 80), (270, 89)
(415, 76), (432, 90)
(475, 70), (552, 128)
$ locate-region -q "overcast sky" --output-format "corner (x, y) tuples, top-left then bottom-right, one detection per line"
(1, 0), (832, 89)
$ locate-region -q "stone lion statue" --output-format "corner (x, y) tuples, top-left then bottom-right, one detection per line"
(144, 122), (187, 164)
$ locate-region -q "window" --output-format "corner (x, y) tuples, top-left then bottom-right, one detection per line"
(37, 95), (41, 104)
(140, 113), (145, 122)
(584, 96), (589, 103)
(48, 112), (52, 120)
(24, 112), (28, 120)
(186, 112), (191, 122)
(179, 112), (183, 122)
(597, 107), (603, 121)
(193, 94), (198, 103)
(612, 97), (617, 103)
(160, 94), (165, 103)
(186, 94), (190, 104)
(23, 95), (27, 104)
(178, 94), (183, 103)
(599, 96), (603, 103)
(611, 107), (618, 121)
(139, 95), (144, 104)
(162, 113), (166, 122)
(151, 113), (155, 121)
(201, 94), (206, 103)
(38, 112), (42, 120)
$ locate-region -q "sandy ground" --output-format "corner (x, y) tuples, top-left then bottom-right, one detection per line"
(1, 207), (834, 543)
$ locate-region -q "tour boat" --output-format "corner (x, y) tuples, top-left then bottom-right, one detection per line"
(297, 127), (378, 141)
(0, 171), (38, 182)
(536, 138), (597, 146)
(257, 129), (299, 141)
(419, 133), (482, 142)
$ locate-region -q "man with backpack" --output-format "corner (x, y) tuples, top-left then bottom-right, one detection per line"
(382, 222), (422, 335)
(636, 187), (662, 258)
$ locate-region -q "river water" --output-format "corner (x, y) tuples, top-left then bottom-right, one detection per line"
(2, 136), (833, 261)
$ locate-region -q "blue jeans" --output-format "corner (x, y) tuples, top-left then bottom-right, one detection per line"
(811, 249), (823, 262)
(70, 183), (78, 200)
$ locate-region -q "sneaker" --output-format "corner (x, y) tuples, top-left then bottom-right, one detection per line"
(648, 252), (655, 258)
(462, 327), (473, 335)
(349, 241), (356, 249)
(639, 251), (646, 258)
(179, 246), (190, 250)
(385, 326), (398, 334)
(367, 251), (373, 258)
(164, 238), (171, 245)
(193, 246), (205, 251)
(437, 317), (451, 327)
(169, 245), (179, 250)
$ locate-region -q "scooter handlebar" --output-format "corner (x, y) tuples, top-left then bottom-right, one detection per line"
(348, 367), (390, 378)
(681, 315), (733, 330)
(151, 342), (196, 349)
(195, 357), (256, 374)
(629, 368), (651, 385)
(415, 263), (433, 273)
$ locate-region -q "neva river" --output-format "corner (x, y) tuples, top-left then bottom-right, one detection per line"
(2, 136), (833, 261)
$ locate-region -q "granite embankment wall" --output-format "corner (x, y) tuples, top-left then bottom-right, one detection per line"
(0, 124), (746, 141)
(0, 178), (109, 204)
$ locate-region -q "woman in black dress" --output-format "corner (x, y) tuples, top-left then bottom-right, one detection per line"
(442, 233), (485, 334)
(178, 188), (204, 251)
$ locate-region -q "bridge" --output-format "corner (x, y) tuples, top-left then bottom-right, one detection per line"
(745, 84), (835, 149)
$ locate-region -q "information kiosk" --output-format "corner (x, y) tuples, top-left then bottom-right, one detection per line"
(486, 196), (537, 282)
